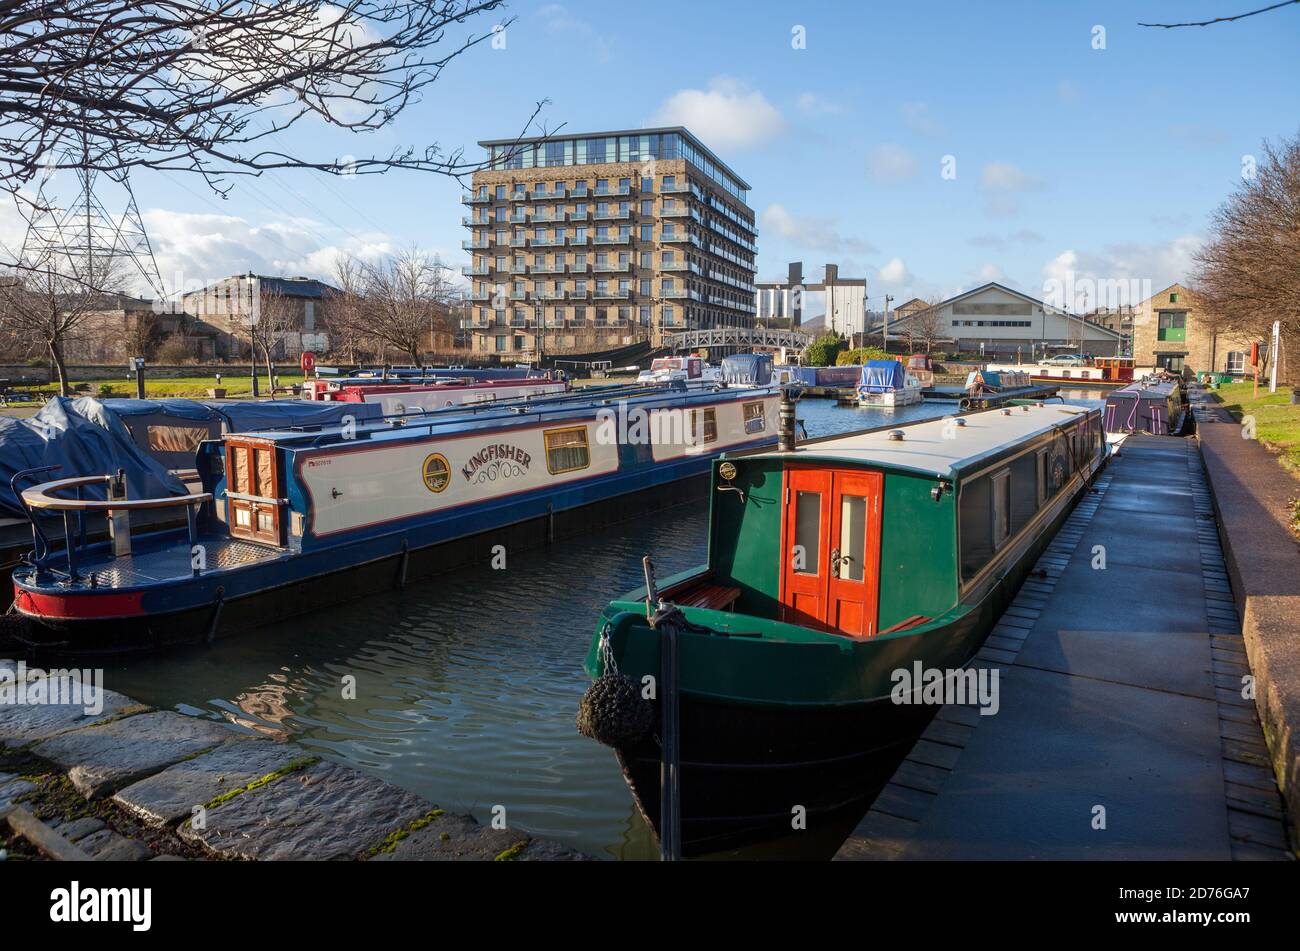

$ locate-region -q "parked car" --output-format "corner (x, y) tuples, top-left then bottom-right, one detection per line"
(1042, 354), (1086, 366)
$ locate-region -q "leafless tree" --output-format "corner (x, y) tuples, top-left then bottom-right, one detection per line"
(0, 254), (127, 394)
(0, 1), (547, 216)
(327, 254), (375, 365)
(125, 310), (166, 361)
(1193, 131), (1300, 386)
(253, 288), (302, 391)
(359, 248), (456, 364)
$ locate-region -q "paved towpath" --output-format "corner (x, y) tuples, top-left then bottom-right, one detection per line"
(837, 435), (1292, 860)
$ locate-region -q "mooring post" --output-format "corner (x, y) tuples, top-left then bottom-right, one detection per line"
(659, 604), (681, 862)
(778, 388), (796, 452)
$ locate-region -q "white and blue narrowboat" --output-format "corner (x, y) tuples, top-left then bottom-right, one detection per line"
(9, 386), (780, 655)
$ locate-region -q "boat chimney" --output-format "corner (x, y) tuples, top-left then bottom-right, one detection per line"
(779, 390), (796, 452)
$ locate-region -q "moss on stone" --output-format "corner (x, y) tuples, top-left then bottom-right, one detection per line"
(366, 808), (445, 856)
(494, 839), (529, 862)
(198, 755), (318, 813)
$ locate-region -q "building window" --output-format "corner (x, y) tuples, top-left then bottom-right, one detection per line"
(1227, 350), (1247, 374)
(544, 426), (590, 474)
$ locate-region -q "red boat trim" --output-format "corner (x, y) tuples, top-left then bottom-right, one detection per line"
(13, 586), (146, 620)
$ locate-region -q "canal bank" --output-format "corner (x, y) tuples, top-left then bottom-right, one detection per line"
(0, 671), (585, 861)
(836, 427), (1294, 860)
(1195, 388), (1300, 850)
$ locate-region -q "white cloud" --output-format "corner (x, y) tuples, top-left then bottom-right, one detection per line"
(760, 203), (876, 256)
(901, 102), (944, 138)
(868, 144), (918, 182)
(980, 162), (1042, 192)
(650, 78), (784, 150)
(141, 209), (400, 299)
(877, 257), (910, 284)
(796, 92), (843, 115)
(537, 4), (611, 62)
(1040, 236), (1203, 309)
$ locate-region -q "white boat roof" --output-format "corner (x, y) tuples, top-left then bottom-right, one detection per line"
(761, 403), (1093, 478)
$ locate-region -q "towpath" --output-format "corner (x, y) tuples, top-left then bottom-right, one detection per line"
(837, 433), (1293, 860)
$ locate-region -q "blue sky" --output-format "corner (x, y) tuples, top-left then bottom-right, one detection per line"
(17, 0), (1297, 309)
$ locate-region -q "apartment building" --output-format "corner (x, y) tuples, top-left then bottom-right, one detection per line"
(461, 127), (758, 355)
(1130, 283), (1258, 376)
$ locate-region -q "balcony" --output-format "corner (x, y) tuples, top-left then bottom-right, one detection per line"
(661, 181), (688, 193)
(469, 291), (496, 302)
(593, 233), (631, 245)
(570, 187), (590, 200)
(660, 259), (689, 271)
(661, 206), (689, 217)
(568, 234), (591, 245)
(462, 216), (491, 227)
(509, 290), (530, 301)
(532, 263), (566, 274)
(594, 185), (631, 196)
(462, 191), (490, 205)
(592, 260), (632, 272)
(593, 209), (631, 220)
(532, 185), (566, 200)
(462, 265), (491, 277)
(462, 239), (491, 250)
(594, 287), (632, 299)
(660, 287), (689, 298)
(537, 290), (567, 301)
(509, 263), (529, 275)
(509, 237), (529, 248)
(509, 189), (528, 201)
(531, 236), (564, 247)
(660, 231), (690, 243)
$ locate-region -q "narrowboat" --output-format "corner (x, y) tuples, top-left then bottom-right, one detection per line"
(1103, 375), (1188, 436)
(856, 359), (923, 407)
(638, 356), (722, 386)
(720, 353), (774, 389)
(300, 375), (568, 414)
(904, 353), (937, 390)
(580, 400), (1106, 856)
(8, 386), (779, 656)
(985, 358), (1135, 387)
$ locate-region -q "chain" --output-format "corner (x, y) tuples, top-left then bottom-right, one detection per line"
(597, 621), (618, 676)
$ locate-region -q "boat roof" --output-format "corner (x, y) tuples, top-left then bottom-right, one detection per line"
(1109, 379), (1179, 398)
(743, 403), (1094, 479)
(225, 384), (775, 449)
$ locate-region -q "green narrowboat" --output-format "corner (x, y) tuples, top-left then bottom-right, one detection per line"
(580, 401), (1107, 856)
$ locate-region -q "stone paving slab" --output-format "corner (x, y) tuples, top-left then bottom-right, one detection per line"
(179, 760), (430, 860)
(367, 811), (585, 861)
(1017, 625), (1216, 700)
(0, 771), (35, 810)
(0, 682), (140, 748)
(31, 711), (235, 800)
(1028, 557), (1207, 634)
(901, 665), (1229, 860)
(113, 738), (300, 827)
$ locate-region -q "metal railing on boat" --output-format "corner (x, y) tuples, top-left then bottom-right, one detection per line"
(13, 466), (211, 584)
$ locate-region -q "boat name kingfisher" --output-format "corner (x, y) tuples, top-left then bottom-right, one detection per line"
(462, 443), (532, 483)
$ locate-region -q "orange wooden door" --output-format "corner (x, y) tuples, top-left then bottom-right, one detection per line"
(226, 440), (281, 545)
(825, 470), (883, 637)
(779, 467), (832, 629)
(779, 467), (883, 637)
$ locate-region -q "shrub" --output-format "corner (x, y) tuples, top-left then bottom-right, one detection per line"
(837, 346), (891, 366)
(98, 383), (115, 396)
(804, 333), (847, 367)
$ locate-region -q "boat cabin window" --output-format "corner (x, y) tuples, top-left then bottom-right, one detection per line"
(1010, 452), (1038, 534)
(793, 490), (821, 575)
(959, 476), (993, 582)
(147, 424), (211, 454)
(742, 401), (766, 434)
(991, 470), (1011, 549)
(689, 407), (718, 445)
(544, 426), (590, 474)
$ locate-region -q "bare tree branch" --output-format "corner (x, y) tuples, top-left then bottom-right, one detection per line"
(1139, 0), (1300, 28)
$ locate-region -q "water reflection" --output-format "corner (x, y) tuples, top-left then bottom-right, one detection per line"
(108, 388), (1106, 860)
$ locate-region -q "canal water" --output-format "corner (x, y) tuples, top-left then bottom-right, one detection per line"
(109, 388), (1108, 860)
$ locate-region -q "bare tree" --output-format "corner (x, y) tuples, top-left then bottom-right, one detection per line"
(0, 254), (126, 394)
(0, 1), (548, 213)
(254, 288), (301, 391)
(125, 310), (166, 361)
(327, 254), (375, 365)
(899, 297), (946, 353)
(360, 248), (455, 364)
(1193, 131), (1300, 386)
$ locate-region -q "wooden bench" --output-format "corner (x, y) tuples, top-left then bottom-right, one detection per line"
(676, 583), (742, 613)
